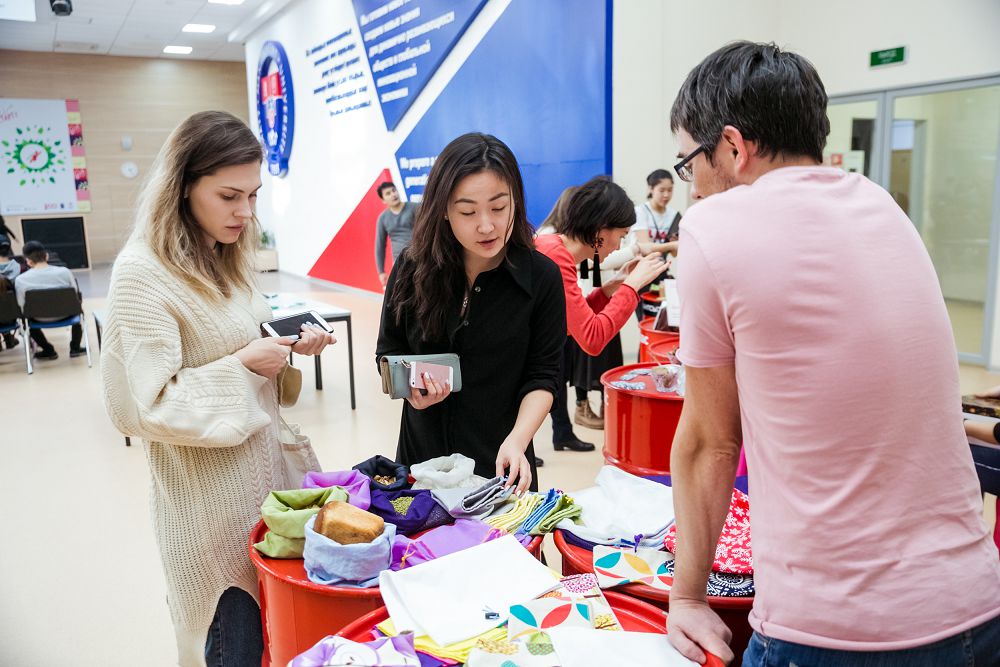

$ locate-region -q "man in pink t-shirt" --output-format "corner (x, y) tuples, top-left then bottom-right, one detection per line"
(665, 42), (1000, 666)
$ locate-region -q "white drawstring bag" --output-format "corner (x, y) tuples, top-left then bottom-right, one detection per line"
(410, 453), (488, 490)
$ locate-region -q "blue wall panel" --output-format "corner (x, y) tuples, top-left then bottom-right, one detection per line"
(394, 0), (610, 226)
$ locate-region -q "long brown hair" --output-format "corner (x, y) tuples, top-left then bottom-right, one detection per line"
(132, 110), (264, 300)
(389, 132), (534, 341)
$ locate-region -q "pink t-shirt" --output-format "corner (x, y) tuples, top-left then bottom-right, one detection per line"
(676, 166), (1000, 650)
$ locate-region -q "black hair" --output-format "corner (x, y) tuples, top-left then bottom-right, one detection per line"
(23, 240), (47, 263)
(377, 182), (397, 198)
(555, 176), (635, 247)
(389, 132), (533, 341)
(0, 214), (15, 241)
(645, 169), (673, 198)
(0, 242), (11, 257)
(670, 41), (829, 163)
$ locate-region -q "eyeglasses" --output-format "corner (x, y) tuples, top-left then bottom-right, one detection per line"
(674, 145), (707, 182)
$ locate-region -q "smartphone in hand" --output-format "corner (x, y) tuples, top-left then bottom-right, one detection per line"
(261, 310), (334, 340)
(410, 361), (454, 391)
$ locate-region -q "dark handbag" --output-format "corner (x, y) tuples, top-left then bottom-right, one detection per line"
(352, 455), (410, 492)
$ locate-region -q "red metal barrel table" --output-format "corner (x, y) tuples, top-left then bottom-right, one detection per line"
(249, 519), (543, 666)
(637, 317), (680, 363)
(601, 362), (683, 476)
(337, 589), (726, 667)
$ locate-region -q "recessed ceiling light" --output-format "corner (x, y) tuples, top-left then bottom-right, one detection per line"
(208, 0), (245, 4)
(182, 23), (216, 33)
(163, 45), (193, 55)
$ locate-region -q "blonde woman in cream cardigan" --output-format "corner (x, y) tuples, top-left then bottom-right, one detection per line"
(101, 111), (334, 667)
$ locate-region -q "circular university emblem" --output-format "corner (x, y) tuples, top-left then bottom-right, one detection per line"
(256, 41), (295, 177)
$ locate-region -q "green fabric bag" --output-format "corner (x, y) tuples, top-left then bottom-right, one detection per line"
(530, 495), (582, 536)
(254, 486), (349, 558)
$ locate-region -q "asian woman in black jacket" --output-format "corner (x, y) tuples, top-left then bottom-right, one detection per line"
(376, 133), (566, 494)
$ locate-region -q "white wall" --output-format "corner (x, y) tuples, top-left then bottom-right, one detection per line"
(611, 0), (1000, 366)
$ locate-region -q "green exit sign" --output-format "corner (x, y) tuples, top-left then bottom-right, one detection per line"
(870, 46), (907, 68)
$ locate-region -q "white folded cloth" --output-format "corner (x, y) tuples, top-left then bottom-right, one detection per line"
(555, 466), (675, 548)
(378, 535), (558, 645)
(547, 628), (698, 666)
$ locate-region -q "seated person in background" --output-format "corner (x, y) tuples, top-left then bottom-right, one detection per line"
(15, 240), (86, 360)
(0, 242), (20, 350)
(0, 241), (19, 282)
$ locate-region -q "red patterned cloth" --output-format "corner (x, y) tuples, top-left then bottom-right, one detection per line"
(664, 488), (752, 574)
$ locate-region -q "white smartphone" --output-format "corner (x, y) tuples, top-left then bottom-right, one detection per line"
(261, 310), (334, 339)
(409, 361), (454, 390)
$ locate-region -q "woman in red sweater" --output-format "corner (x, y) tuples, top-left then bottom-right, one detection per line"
(536, 176), (666, 452)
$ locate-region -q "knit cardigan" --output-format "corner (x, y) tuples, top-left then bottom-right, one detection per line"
(101, 242), (289, 667)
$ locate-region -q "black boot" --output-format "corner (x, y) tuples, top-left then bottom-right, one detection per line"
(553, 436), (596, 452)
(534, 456), (545, 467)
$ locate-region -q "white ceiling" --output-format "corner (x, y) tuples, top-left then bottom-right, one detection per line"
(0, 0), (279, 61)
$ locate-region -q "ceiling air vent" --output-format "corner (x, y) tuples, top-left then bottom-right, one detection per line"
(54, 41), (101, 52)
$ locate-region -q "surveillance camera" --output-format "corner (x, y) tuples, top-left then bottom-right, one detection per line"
(50, 0), (73, 17)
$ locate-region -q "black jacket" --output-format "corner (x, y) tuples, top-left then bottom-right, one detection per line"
(376, 244), (566, 489)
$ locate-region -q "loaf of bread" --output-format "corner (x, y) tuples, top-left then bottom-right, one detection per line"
(314, 500), (384, 544)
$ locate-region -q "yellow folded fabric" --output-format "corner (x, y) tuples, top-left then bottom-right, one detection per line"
(485, 494), (544, 532)
(376, 618), (508, 662)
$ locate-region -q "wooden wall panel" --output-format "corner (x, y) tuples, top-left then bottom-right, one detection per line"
(0, 50), (249, 265)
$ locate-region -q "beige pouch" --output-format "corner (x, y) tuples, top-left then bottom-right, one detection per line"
(278, 416), (321, 488)
(278, 364), (303, 408)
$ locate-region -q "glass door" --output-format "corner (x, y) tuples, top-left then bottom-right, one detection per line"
(885, 82), (1000, 360)
(826, 96), (882, 181)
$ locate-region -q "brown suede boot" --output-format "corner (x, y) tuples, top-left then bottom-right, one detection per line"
(574, 400), (604, 430)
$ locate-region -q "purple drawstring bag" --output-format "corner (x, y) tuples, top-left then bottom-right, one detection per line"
(390, 518), (506, 570)
(368, 488), (451, 536)
(302, 470), (373, 510)
(289, 632), (421, 666)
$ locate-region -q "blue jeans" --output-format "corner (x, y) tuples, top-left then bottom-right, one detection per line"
(204, 587), (263, 667)
(742, 614), (1000, 667)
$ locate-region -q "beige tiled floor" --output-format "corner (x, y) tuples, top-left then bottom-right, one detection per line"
(0, 269), (995, 666)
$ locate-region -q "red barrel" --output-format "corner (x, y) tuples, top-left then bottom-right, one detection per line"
(601, 363), (683, 476)
(637, 317), (680, 363)
(553, 529), (753, 658)
(249, 520), (543, 666)
(337, 590), (725, 666)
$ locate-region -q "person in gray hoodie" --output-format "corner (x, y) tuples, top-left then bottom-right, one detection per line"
(0, 241), (19, 349)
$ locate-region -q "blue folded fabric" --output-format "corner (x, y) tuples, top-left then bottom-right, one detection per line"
(303, 515), (396, 588)
(517, 488), (560, 535)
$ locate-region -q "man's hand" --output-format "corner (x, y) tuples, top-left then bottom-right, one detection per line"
(666, 598), (734, 664)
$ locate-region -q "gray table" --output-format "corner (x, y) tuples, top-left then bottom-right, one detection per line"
(94, 294), (356, 447)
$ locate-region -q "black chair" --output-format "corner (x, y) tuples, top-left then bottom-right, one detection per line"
(22, 286), (92, 375)
(0, 291), (27, 372)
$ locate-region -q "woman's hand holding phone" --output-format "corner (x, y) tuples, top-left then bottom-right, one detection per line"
(234, 336), (294, 378)
(291, 322), (336, 355)
(406, 373), (451, 410)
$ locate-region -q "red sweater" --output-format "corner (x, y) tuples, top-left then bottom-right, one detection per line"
(535, 234), (638, 356)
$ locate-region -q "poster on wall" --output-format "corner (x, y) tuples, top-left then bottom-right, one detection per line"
(246, 0), (610, 292)
(0, 98), (90, 216)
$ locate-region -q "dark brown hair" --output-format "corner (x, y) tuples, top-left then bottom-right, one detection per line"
(134, 110), (264, 300)
(389, 132), (533, 341)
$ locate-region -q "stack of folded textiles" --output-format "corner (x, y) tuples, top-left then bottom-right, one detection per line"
(555, 466), (676, 549)
(484, 488), (581, 536)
